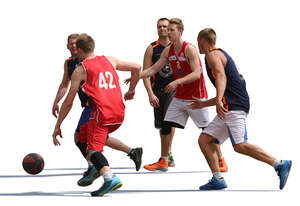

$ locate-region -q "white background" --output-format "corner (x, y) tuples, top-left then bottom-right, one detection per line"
(0, 0), (299, 205)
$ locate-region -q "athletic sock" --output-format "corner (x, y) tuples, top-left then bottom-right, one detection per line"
(88, 160), (93, 168)
(127, 148), (133, 155)
(213, 172), (223, 180)
(161, 156), (168, 161)
(103, 172), (113, 182)
(272, 159), (284, 168)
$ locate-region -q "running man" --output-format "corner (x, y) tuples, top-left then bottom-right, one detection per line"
(190, 28), (291, 190)
(138, 18), (227, 171)
(52, 33), (141, 196)
(142, 18), (176, 171)
(52, 34), (143, 186)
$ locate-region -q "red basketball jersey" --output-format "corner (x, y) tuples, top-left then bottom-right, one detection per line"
(81, 56), (125, 125)
(168, 41), (208, 100)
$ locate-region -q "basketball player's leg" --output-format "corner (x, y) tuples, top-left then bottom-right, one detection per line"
(198, 115), (228, 190)
(86, 121), (122, 196)
(105, 136), (143, 171)
(188, 103), (228, 172)
(226, 111), (292, 189)
(144, 97), (186, 171)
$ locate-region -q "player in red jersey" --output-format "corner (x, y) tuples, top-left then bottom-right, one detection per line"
(52, 33), (141, 197)
(52, 34), (143, 187)
(138, 18), (227, 171)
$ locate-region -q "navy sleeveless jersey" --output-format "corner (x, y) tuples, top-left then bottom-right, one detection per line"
(205, 48), (250, 113)
(66, 57), (92, 107)
(150, 40), (174, 90)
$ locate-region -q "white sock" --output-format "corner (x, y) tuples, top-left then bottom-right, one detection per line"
(103, 172), (113, 182)
(88, 161), (93, 167)
(272, 159), (283, 168)
(213, 172), (223, 180)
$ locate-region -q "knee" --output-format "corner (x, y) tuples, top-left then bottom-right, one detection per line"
(233, 143), (248, 154)
(160, 125), (172, 135)
(198, 133), (211, 147)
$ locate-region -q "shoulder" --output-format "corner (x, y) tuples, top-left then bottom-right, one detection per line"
(151, 40), (159, 47)
(185, 43), (198, 57)
(105, 56), (117, 68)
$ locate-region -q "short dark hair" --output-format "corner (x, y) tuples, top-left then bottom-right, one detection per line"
(157, 17), (169, 24)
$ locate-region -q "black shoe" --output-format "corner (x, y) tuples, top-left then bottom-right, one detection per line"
(128, 147), (143, 171)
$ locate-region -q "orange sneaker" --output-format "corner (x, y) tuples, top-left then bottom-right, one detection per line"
(144, 158), (168, 172)
(219, 157), (228, 172)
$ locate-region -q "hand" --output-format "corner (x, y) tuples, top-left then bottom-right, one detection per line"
(124, 77), (131, 85)
(124, 90), (135, 101)
(216, 99), (227, 120)
(188, 96), (205, 109)
(52, 103), (59, 118)
(52, 126), (63, 146)
(165, 80), (179, 93)
(149, 93), (159, 108)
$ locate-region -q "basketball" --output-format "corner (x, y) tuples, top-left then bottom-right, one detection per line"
(22, 153), (44, 175)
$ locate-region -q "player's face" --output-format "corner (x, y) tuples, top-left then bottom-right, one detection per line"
(168, 24), (181, 42)
(67, 38), (78, 56)
(157, 20), (169, 38)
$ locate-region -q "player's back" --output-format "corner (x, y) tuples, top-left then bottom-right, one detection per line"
(81, 56), (125, 125)
(205, 48), (250, 113)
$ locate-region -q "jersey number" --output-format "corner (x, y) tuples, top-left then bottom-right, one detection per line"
(99, 71), (116, 90)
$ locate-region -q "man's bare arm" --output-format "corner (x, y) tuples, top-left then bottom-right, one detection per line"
(55, 65), (85, 128)
(139, 46), (169, 79)
(52, 61), (70, 117)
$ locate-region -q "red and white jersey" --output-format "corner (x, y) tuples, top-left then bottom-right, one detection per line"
(81, 56), (125, 125)
(168, 41), (208, 100)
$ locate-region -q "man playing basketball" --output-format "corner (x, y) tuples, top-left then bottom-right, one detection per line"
(138, 18), (227, 171)
(52, 33), (141, 196)
(142, 18), (176, 171)
(190, 28), (292, 190)
(52, 34), (143, 187)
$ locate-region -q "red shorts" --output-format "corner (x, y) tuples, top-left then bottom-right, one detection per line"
(86, 119), (121, 152)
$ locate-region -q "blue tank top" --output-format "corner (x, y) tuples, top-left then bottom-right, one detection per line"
(205, 48), (250, 113)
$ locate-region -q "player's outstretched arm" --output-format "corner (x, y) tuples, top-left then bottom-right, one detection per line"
(140, 46), (169, 79)
(188, 96), (217, 109)
(107, 56), (141, 100)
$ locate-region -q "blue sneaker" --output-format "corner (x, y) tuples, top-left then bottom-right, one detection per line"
(91, 175), (122, 197)
(77, 166), (100, 187)
(275, 160), (292, 190)
(199, 176), (227, 190)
